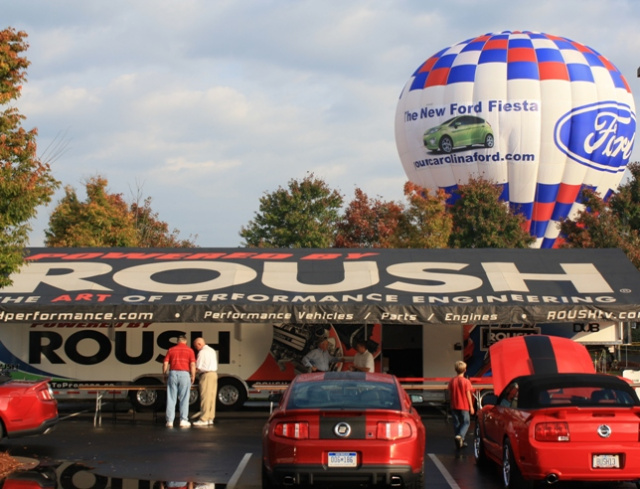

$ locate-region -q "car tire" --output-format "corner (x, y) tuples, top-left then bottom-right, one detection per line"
(439, 136), (453, 153)
(502, 438), (533, 489)
(217, 377), (247, 411)
(414, 464), (424, 489)
(473, 423), (489, 468)
(261, 462), (276, 489)
(484, 134), (494, 148)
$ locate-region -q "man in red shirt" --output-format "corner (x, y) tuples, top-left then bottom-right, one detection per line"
(448, 360), (475, 449)
(163, 335), (196, 428)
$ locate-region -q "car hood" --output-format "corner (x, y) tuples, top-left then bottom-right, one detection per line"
(489, 335), (595, 395)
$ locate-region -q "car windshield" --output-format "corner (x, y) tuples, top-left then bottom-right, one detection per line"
(287, 380), (401, 410)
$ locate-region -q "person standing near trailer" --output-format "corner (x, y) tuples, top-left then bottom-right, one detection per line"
(163, 335), (196, 428)
(191, 337), (218, 426)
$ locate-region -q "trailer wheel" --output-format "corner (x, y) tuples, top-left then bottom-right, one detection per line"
(217, 377), (247, 411)
(129, 378), (165, 412)
(189, 382), (200, 410)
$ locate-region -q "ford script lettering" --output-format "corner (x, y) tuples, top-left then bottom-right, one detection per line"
(554, 102), (636, 173)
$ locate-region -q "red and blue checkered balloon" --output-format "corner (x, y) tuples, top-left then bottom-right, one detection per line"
(395, 31), (636, 248)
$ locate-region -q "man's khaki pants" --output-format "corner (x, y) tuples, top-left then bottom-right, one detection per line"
(199, 371), (218, 421)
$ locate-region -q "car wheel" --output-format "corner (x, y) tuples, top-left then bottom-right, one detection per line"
(502, 438), (532, 489)
(217, 377), (247, 411)
(261, 462), (277, 489)
(439, 136), (453, 153)
(484, 133), (494, 148)
(414, 464), (424, 489)
(129, 378), (165, 412)
(473, 423), (489, 468)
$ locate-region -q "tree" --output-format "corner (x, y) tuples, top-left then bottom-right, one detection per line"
(610, 162), (640, 231)
(131, 196), (196, 248)
(389, 182), (452, 248)
(334, 188), (402, 248)
(560, 175), (640, 268)
(0, 28), (59, 286)
(46, 176), (138, 247)
(240, 174), (343, 248)
(45, 176), (195, 247)
(449, 177), (535, 248)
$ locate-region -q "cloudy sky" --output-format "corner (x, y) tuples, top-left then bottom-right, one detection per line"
(5, 0), (640, 248)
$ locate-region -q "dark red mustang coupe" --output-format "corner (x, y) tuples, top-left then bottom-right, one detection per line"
(474, 335), (640, 488)
(262, 371), (425, 489)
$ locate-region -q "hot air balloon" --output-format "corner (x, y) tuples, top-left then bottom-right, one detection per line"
(395, 31), (636, 248)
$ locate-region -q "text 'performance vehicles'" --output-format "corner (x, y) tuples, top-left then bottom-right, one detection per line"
(262, 372), (425, 489)
(423, 115), (494, 153)
(0, 375), (58, 439)
(474, 335), (640, 488)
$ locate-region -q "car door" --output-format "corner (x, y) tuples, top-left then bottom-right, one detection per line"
(482, 382), (519, 459)
(452, 116), (472, 146)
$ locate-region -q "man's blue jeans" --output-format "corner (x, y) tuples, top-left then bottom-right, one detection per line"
(166, 370), (191, 423)
(451, 408), (471, 438)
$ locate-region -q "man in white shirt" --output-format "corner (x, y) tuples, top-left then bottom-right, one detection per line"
(192, 337), (218, 426)
(302, 337), (342, 372)
(351, 340), (374, 372)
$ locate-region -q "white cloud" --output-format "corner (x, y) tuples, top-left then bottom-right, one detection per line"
(3, 0), (639, 247)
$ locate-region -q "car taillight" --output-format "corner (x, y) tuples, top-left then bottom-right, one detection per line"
(535, 422), (570, 442)
(37, 386), (54, 401)
(377, 421), (412, 440)
(274, 422), (309, 439)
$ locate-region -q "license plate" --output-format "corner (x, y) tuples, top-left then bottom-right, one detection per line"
(593, 454), (620, 469)
(328, 452), (357, 467)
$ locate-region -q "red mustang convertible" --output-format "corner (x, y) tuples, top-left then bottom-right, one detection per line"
(474, 335), (640, 488)
(262, 371), (425, 489)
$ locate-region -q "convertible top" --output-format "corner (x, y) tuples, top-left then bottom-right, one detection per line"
(504, 373), (640, 409)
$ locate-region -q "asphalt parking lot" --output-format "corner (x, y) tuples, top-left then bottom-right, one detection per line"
(0, 401), (483, 488)
(2, 402), (639, 489)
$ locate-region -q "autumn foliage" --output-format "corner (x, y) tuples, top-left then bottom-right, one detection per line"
(45, 176), (196, 248)
(0, 28), (59, 286)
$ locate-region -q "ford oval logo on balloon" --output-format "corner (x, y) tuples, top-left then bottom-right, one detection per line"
(395, 31), (636, 248)
(554, 102), (635, 172)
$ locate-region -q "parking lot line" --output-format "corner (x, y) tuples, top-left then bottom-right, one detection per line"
(227, 453), (253, 489)
(428, 453), (461, 489)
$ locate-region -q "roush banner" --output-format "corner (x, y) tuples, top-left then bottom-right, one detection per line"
(1, 247), (640, 325)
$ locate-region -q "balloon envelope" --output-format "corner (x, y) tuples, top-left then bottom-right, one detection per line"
(395, 31), (636, 248)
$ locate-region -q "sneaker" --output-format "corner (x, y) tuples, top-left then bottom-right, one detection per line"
(208, 420), (215, 425)
(192, 419), (210, 427)
(454, 435), (462, 449)
(179, 420), (191, 428)
(166, 422), (173, 428)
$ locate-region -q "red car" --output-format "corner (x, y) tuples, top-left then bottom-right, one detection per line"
(262, 371), (425, 489)
(0, 375), (58, 439)
(474, 335), (640, 488)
